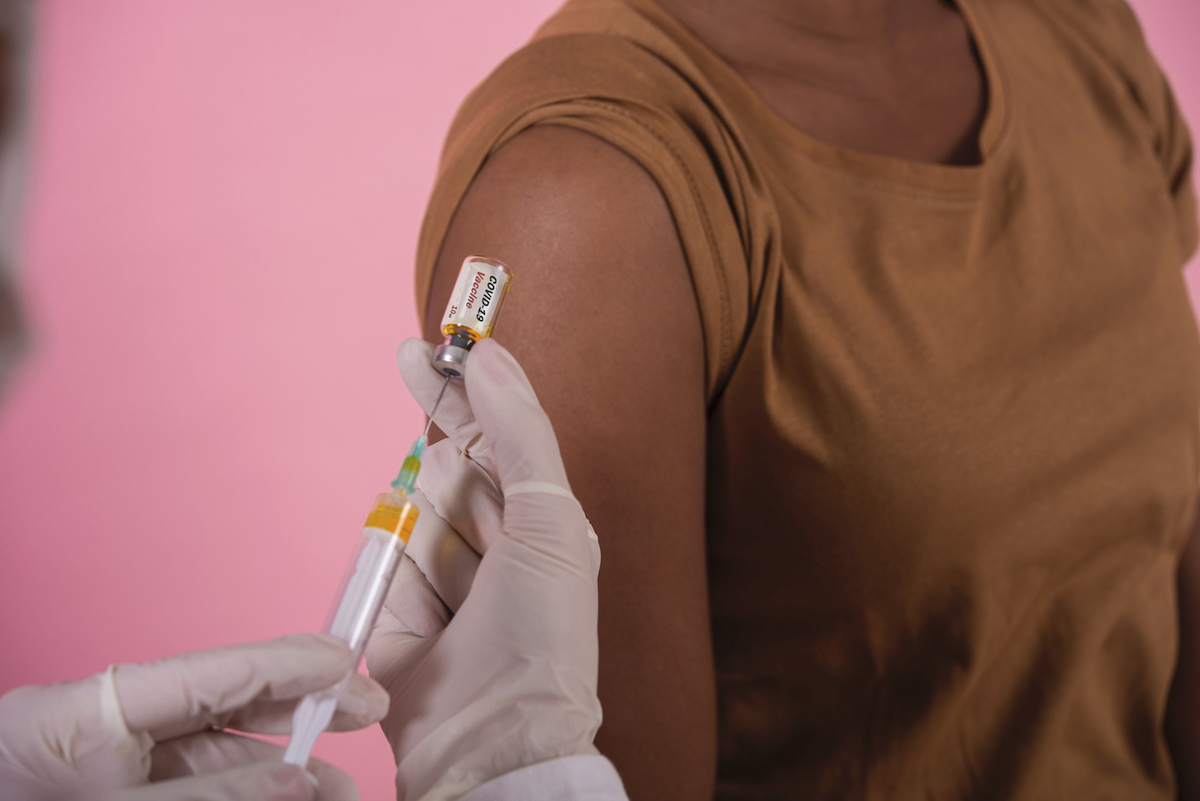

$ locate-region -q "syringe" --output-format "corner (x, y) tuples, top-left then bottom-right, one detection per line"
(282, 255), (511, 769)
(281, 435), (427, 769)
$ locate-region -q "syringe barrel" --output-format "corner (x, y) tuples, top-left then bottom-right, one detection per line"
(283, 491), (418, 769)
(324, 531), (403, 658)
(323, 492), (419, 659)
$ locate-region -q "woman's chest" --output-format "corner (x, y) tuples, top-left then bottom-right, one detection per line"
(708, 132), (1200, 614)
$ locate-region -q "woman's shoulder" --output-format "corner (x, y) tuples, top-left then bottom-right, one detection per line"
(446, 0), (716, 141)
(420, 0), (767, 399)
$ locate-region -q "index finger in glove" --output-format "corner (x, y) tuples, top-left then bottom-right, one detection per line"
(365, 556), (449, 691)
(402, 482), (482, 613)
(114, 634), (388, 742)
(419, 438), (504, 558)
(461, 340), (600, 576)
(463, 339), (572, 492)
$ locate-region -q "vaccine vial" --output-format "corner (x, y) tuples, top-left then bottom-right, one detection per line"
(432, 255), (513, 378)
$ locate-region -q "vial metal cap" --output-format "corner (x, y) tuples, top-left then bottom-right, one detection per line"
(432, 343), (469, 378)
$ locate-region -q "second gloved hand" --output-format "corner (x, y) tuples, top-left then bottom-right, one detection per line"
(365, 338), (603, 801)
(0, 634), (389, 801)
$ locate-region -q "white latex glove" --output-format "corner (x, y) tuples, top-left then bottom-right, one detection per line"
(0, 633), (389, 801)
(365, 338), (602, 801)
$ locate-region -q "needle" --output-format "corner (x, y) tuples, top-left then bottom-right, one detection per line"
(393, 375), (451, 494)
(423, 374), (452, 439)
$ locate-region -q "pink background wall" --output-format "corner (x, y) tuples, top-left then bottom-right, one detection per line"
(0, 1), (1196, 799)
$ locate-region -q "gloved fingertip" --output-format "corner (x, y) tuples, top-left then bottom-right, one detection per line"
(464, 339), (571, 490)
(305, 632), (351, 650)
(336, 673), (390, 724)
(294, 633), (356, 666)
(464, 340), (545, 426)
(363, 677), (391, 721)
(305, 757), (361, 801)
(397, 338), (435, 370)
(468, 338), (524, 388)
(267, 764), (317, 799)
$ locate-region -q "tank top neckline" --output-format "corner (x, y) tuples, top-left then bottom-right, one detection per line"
(619, 0), (1011, 196)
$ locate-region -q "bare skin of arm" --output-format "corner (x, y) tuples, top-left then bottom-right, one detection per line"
(424, 125), (716, 799)
(1168, 497), (1200, 800)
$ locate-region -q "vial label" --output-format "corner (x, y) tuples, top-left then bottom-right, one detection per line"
(441, 257), (510, 339)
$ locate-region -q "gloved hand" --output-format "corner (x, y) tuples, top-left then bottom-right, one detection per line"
(365, 338), (602, 801)
(0, 633), (389, 801)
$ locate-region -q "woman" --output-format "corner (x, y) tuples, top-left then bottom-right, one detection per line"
(406, 0), (1200, 797)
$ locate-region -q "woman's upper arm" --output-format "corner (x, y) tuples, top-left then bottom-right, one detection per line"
(424, 124), (716, 799)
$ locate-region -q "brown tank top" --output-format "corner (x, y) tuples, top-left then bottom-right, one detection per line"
(414, 0), (1200, 796)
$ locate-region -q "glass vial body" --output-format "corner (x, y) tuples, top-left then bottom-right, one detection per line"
(432, 255), (513, 377)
